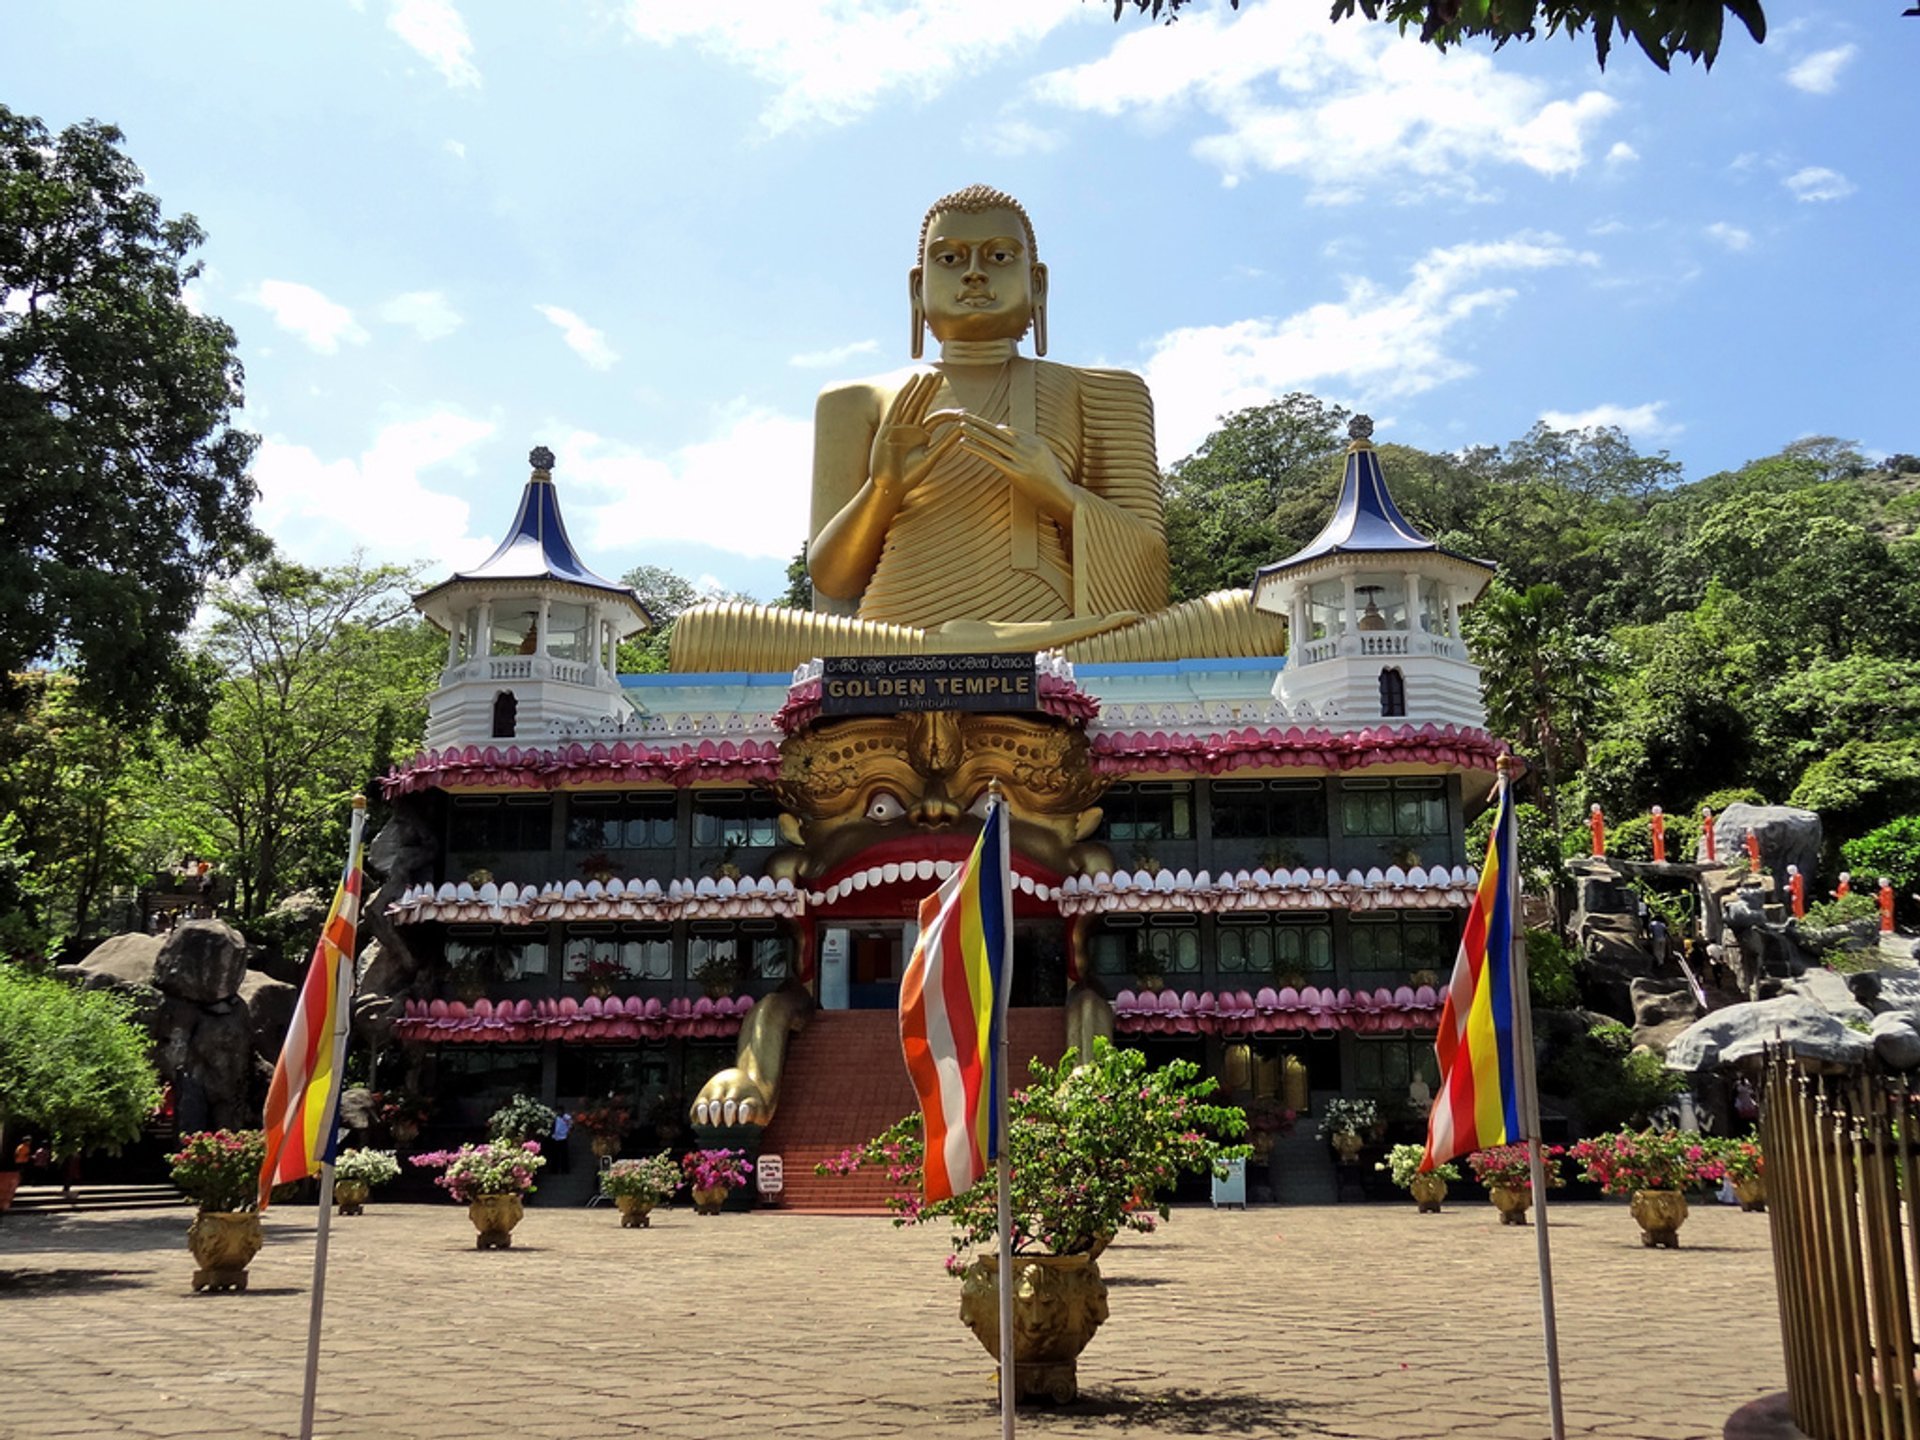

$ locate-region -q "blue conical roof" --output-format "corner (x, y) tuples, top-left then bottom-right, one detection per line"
(1253, 418), (1493, 588)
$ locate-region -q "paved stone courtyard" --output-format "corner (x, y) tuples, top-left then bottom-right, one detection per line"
(0, 1199), (1783, 1440)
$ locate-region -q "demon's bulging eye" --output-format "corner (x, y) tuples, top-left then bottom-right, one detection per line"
(866, 792), (905, 822)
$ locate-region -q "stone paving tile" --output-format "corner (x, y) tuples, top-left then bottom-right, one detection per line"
(0, 1200), (1784, 1439)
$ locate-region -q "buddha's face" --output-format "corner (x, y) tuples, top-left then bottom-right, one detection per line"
(914, 207), (1046, 344)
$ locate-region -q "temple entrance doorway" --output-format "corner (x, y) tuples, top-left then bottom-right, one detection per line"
(817, 921), (918, 1011)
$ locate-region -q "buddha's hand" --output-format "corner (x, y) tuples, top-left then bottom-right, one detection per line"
(954, 414), (1076, 523)
(871, 371), (963, 508)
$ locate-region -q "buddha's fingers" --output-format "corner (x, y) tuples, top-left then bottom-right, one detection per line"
(905, 426), (966, 488)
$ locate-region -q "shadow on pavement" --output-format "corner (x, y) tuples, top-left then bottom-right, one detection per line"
(0, 1267), (149, 1295)
(973, 1388), (1325, 1435)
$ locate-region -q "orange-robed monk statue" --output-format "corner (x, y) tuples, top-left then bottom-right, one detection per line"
(668, 185), (1286, 673)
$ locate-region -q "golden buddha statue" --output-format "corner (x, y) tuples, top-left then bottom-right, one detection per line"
(668, 185), (1286, 672)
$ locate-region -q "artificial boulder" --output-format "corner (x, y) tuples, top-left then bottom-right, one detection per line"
(154, 920), (249, 1003)
(1704, 804), (1822, 889)
(367, 803), (437, 889)
(71, 932), (163, 992)
(1665, 995), (1871, 1072)
(1871, 1012), (1920, 1071)
(238, 970), (298, 1061)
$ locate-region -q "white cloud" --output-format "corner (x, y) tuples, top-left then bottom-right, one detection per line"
(1538, 400), (1681, 440)
(251, 412), (497, 572)
(1784, 166), (1855, 203)
(1705, 222), (1752, 252)
(535, 304), (619, 370)
(1033, 3), (1619, 200)
(249, 280), (368, 354)
(1605, 141), (1639, 167)
(789, 338), (879, 370)
(623, 0), (1088, 134)
(443, 138), (466, 159)
(1587, 218), (1628, 236)
(1786, 45), (1856, 95)
(981, 117), (1063, 156)
(1140, 233), (1597, 464)
(387, 0), (480, 89)
(377, 289), (464, 341)
(563, 405), (815, 561)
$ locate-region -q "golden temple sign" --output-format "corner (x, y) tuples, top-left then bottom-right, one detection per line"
(820, 653), (1037, 716)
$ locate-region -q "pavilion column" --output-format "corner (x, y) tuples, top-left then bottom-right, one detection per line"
(1403, 571), (1424, 632)
(587, 603), (603, 677)
(478, 601), (493, 660)
(1446, 591), (1462, 641)
(535, 597), (551, 657)
(1342, 575), (1358, 645)
(445, 615), (460, 669)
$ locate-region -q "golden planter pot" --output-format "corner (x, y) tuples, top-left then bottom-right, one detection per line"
(1732, 1176), (1766, 1213)
(187, 1210), (263, 1292)
(590, 1136), (620, 1160)
(959, 1254), (1111, 1405)
(468, 1193), (524, 1249)
(1408, 1173), (1448, 1214)
(615, 1195), (655, 1229)
(1330, 1131), (1364, 1164)
(1629, 1189), (1690, 1248)
(334, 1180), (369, 1216)
(1489, 1185), (1532, 1225)
(691, 1183), (730, 1215)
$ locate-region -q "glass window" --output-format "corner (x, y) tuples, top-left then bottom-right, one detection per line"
(449, 797), (552, 853)
(1090, 918), (1201, 977)
(1099, 783), (1194, 844)
(557, 1046), (670, 1104)
(1341, 780), (1445, 838)
(446, 932), (548, 980)
(567, 793), (677, 851)
(1353, 1038), (1440, 1097)
(1216, 919), (1332, 975)
(692, 791), (782, 850)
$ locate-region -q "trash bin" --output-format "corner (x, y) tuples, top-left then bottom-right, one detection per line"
(1211, 1157), (1247, 1209)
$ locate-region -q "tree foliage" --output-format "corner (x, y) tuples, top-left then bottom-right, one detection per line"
(0, 105), (262, 734)
(1113, 1), (1769, 71)
(0, 963), (163, 1159)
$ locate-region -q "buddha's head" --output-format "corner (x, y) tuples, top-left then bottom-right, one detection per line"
(911, 184), (1048, 358)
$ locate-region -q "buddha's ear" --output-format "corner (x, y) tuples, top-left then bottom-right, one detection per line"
(1031, 262), (1049, 357)
(908, 266), (925, 360)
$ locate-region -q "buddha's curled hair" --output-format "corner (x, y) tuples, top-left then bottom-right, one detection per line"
(917, 184), (1038, 265)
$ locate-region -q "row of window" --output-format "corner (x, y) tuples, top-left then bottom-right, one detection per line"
(444, 923), (791, 984)
(1086, 914), (1455, 979)
(449, 778), (1451, 856)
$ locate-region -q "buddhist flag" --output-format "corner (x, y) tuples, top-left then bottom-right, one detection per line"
(899, 797), (1014, 1203)
(259, 826), (364, 1209)
(1422, 777), (1525, 1170)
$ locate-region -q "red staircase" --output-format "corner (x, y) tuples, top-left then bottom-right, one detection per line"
(763, 1008), (1065, 1213)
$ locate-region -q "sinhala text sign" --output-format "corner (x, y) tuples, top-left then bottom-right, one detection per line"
(819, 653), (1037, 715)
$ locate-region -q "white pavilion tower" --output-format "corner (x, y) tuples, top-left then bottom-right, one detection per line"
(414, 445), (650, 749)
(1251, 417), (1496, 730)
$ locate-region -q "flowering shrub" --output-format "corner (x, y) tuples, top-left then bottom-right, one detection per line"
(1377, 1143), (1460, 1189)
(1714, 1136), (1764, 1183)
(1467, 1143), (1565, 1191)
(169, 1129), (267, 1212)
(333, 1148), (401, 1188)
(486, 1093), (556, 1143)
(1315, 1096), (1381, 1141)
(370, 1089), (432, 1133)
(411, 1140), (546, 1202)
(1569, 1129), (1726, 1195)
(817, 1038), (1248, 1271)
(574, 1100), (633, 1142)
(601, 1153), (681, 1203)
(570, 955), (626, 989)
(682, 1148), (752, 1190)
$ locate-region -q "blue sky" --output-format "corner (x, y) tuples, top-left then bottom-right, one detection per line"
(7, 2), (1911, 603)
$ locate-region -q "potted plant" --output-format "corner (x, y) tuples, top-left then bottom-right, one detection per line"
(682, 1148), (752, 1213)
(1376, 1143), (1459, 1213)
(331, 1148), (400, 1215)
(817, 1039), (1248, 1403)
(169, 1129), (267, 1292)
(1242, 1099), (1296, 1161)
(578, 851), (616, 884)
(1466, 1143), (1565, 1226)
(1715, 1136), (1766, 1212)
(600, 1152), (680, 1228)
(447, 945), (508, 1002)
(1568, 1129), (1725, 1247)
(487, 1093), (557, 1146)
(570, 954), (626, 998)
(1316, 1097), (1381, 1163)
(575, 1099), (634, 1159)
(410, 1140), (547, 1248)
(1125, 945), (1166, 994)
(372, 1089), (432, 1149)
(693, 951), (746, 1000)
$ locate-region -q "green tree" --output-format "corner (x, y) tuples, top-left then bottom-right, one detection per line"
(1114, 1), (1769, 71)
(0, 964), (163, 1160)
(1463, 582), (1613, 831)
(175, 555), (439, 918)
(1841, 818), (1920, 920)
(0, 106), (262, 734)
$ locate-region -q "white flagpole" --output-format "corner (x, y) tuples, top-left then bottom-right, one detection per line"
(988, 784), (1017, 1438)
(299, 795), (367, 1440)
(1501, 758), (1567, 1440)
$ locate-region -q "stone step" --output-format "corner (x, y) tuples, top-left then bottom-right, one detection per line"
(6, 1183), (186, 1215)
